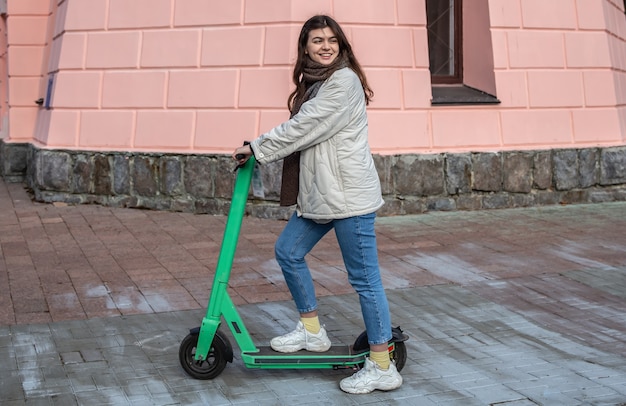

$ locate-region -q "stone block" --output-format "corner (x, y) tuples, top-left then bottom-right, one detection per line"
(600, 147), (626, 185)
(482, 193), (511, 209)
(472, 153), (502, 192)
(135, 196), (166, 210)
(132, 156), (158, 197)
(0, 141), (28, 180)
(153, 198), (173, 211)
(445, 153), (472, 194)
(426, 197), (456, 211)
(93, 155), (111, 195)
(112, 155), (130, 195)
(578, 148), (598, 188)
(534, 190), (562, 206)
(399, 197), (425, 215)
(170, 199), (195, 213)
(184, 156), (213, 198)
(511, 193), (534, 208)
(456, 195), (483, 211)
(109, 195), (137, 208)
(255, 160), (281, 201)
(159, 156), (183, 196)
(374, 154), (394, 195)
(554, 149), (578, 190)
(379, 197), (404, 216)
(248, 203), (292, 220)
(37, 150), (71, 191)
(72, 154), (91, 194)
(195, 198), (229, 215)
(503, 152), (532, 193)
(561, 190), (589, 205)
(589, 188), (617, 203)
(85, 193), (106, 205)
(533, 150), (552, 190)
(611, 187), (626, 201)
(214, 156), (236, 199)
(394, 154), (444, 196)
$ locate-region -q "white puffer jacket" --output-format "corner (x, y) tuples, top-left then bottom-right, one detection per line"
(250, 67), (384, 220)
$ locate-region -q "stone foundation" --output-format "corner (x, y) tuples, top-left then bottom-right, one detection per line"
(1, 140), (626, 218)
(0, 141), (28, 183)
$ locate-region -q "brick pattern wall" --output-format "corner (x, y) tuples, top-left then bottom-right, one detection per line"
(6, 0), (623, 155)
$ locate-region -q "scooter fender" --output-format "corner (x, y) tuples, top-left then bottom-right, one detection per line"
(352, 326), (409, 352)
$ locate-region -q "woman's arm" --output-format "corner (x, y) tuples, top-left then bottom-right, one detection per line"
(250, 75), (351, 164)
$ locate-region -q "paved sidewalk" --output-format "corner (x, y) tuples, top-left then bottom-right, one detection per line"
(1, 179), (626, 405)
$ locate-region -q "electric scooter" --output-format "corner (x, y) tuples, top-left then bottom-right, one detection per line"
(179, 154), (408, 380)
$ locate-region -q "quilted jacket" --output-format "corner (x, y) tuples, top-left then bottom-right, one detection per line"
(250, 67), (384, 221)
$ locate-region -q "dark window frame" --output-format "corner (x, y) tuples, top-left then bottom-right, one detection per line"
(426, 0), (500, 105)
(427, 0), (463, 84)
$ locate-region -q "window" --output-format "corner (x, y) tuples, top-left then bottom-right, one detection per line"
(426, 0), (500, 105)
(426, 0), (462, 84)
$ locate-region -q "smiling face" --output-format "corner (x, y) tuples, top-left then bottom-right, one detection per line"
(305, 27), (340, 65)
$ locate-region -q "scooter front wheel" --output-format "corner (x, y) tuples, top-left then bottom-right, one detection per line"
(179, 330), (232, 380)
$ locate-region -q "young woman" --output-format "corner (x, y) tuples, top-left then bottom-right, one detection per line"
(232, 15), (402, 394)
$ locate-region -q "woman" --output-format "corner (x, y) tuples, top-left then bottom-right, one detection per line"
(232, 15), (402, 394)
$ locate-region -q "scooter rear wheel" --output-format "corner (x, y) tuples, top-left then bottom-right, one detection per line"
(389, 340), (407, 371)
(352, 328), (408, 371)
(179, 330), (232, 380)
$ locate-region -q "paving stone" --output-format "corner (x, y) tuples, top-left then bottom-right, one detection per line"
(1, 178), (626, 404)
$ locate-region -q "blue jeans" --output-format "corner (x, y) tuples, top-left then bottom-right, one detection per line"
(275, 212), (392, 345)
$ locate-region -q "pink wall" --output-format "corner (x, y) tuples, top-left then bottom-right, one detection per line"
(3, 0), (626, 155)
(4, 0), (52, 143)
(0, 14), (8, 139)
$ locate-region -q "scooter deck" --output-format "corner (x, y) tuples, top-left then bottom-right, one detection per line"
(242, 345), (368, 368)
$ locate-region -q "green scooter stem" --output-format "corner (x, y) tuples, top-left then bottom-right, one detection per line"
(194, 156), (257, 360)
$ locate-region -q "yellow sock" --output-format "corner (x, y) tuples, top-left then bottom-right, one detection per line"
(370, 349), (391, 370)
(300, 316), (321, 334)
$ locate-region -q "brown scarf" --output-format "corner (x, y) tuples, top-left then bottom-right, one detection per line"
(280, 54), (349, 206)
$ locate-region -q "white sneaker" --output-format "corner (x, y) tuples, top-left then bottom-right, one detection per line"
(270, 321), (331, 353)
(340, 357), (403, 394)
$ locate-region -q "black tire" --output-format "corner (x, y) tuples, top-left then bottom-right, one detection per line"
(390, 341), (407, 371)
(179, 330), (232, 380)
(352, 327), (408, 372)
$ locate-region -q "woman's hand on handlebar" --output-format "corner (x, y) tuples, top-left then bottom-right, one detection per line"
(232, 144), (253, 166)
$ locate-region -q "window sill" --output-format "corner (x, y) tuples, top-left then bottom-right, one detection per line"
(431, 85), (500, 106)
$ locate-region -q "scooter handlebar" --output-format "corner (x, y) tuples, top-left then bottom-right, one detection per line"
(234, 141), (252, 172)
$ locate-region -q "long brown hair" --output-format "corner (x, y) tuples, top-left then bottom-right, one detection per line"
(287, 15), (374, 112)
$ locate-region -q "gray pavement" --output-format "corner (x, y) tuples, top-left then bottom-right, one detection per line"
(1, 179), (626, 405)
